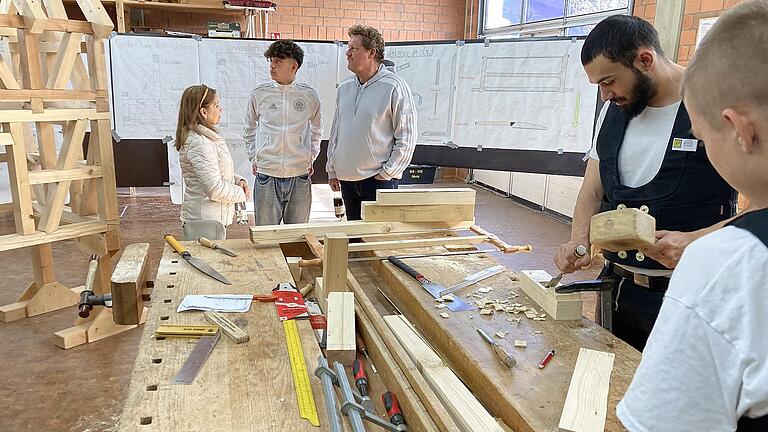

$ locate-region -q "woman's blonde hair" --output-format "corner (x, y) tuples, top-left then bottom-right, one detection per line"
(175, 84), (217, 150)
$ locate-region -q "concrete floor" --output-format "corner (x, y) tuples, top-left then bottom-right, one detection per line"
(0, 182), (598, 432)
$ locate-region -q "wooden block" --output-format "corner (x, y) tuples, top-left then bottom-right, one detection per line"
(590, 208), (656, 252)
(517, 270), (582, 321)
(375, 188), (476, 206)
(286, 256), (302, 285)
(111, 243), (150, 325)
(384, 315), (503, 432)
(322, 233), (348, 293)
(326, 292), (355, 366)
(204, 311), (249, 344)
(0, 301), (28, 322)
(362, 203), (475, 223)
(558, 348), (615, 432)
(53, 325), (87, 349)
(0, 220), (106, 252)
(5, 124), (35, 235)
(26, 282), (81, 317)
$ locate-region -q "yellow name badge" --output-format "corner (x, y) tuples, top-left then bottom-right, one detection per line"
(672, 138), (699, 152)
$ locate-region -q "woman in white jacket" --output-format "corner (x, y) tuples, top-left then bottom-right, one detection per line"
(175, 85), (248, 240)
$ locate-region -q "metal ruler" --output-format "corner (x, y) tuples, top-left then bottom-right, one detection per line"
(283, 319), (320, 426)
(440, 265), (506, 297)
(172, 331), (221, 385)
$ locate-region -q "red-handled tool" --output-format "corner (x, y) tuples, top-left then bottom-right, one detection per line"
(356, 333), (378, 374)
(382, 391), (407, 429)
(353, 358), (369, 397)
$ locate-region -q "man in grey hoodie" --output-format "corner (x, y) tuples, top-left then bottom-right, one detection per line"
(326, 25), (417, 220)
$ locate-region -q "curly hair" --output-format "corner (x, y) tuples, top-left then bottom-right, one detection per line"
(348, 25), (384, 63)
(264, 40), (304, 68)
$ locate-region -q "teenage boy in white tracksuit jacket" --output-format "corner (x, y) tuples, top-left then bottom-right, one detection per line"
(327, 25), (417, 220)
(244, 40), (322, 225)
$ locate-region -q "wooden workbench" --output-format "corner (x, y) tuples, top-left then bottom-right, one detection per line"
(349, 248), (641, 432)
(118, 240), (345, 431)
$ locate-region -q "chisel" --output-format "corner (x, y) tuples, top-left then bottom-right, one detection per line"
(198, 237), (238, 257)
(546, 244), (588, 288)
(477, 328), (516, 368)
(164, 234), (232, 285)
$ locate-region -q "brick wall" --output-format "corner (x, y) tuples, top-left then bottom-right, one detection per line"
(633, 0), (657, 24)
(80, 0), (472, 43)
(677, 0), (745, 65)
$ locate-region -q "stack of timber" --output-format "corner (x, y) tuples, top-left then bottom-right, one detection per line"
(0, 0), (129, 348)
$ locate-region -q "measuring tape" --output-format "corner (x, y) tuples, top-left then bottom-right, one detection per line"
(283, 319), (320, 426)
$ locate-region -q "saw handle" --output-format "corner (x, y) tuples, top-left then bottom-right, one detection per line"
(388, 257), (423, 281)
(164, 234), (189, 257)
(198, 237), (217, 249)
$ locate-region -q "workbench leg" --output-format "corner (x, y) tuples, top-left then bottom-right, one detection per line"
(54, 306), (147, 349)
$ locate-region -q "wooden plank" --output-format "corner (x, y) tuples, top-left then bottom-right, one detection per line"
(350, 235), (488, 253)
(42, 0), (67, 18)
(590, 208), (656, 252)
(303, 233), (324, 259)
(117, 240), (331, 431)
(92, 119), (118, 221)
(0, 108), (109, 122)
(32, 201), (100, 224)
(355, 300), (441, 432)
(0, 14), (94, 33)
(39, 118), (87, 232)
(0, 220), (106, 252)
(0, 89), (105, 101)
(111, 243), (149, 326)
(322, 233), (348, 293)
(31, 243), (55, 286)
(0, 133), (13, 146)
(28, 165), (103, 184)
(46, 32), (82, 89)
(115, 0), (125, 32)
(345, 271), (461, 432)
(86, 35), (108, 90)
(375, 188), (476, 206)
(26, 281), (80, 316)
(326, 291), (355, 367)
(384, 315), (504, 432)
(252, 220), (474, 244)
(558, 348), (615, 432)
(18, 0), (49, 34)
(362, 203), (475, 223)
(354, 247), (639, 432)
(5, 123), (35, 235)
(517, 270), (583, 320)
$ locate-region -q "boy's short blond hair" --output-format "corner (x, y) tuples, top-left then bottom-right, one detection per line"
(684, 0), (768, 128)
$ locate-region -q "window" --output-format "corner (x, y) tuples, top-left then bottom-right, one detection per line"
(480, 0), (631, 37)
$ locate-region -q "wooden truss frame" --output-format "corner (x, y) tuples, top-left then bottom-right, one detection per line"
(0, 0), (131, 348)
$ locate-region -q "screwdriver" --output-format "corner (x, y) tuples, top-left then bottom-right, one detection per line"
(476, 328), (516, 368)
(356, 333), (378, 374)
(353, 358), (375, 412)
(382, 391), (407, 429)
(546, 244), (588, 288)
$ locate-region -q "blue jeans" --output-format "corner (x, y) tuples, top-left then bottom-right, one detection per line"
(253, 173), (312, 225)
(340, 176), (399, 221)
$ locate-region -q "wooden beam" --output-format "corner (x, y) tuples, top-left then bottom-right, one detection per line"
(18, 0), (49, 34)
(41, 0), (67, 19)
(251, 220), (474, 244)
(590, 208), (656, 252)
(0, 108), (109, 122)
(32, 201), (100, 224)
(0, 220), (106, 252)
(39, 118), (87, 232)
(0, 133), (13, 146)
(345, 271), (461, 432)
(375, 188), (476, 206)
(5, 123), (36, 235)
(0, 55), (21, 89)
(517, 270), (583, 320)
(0, 202), (13, 213)
(111, 243), (149, 326)
(91, 119), (118, 221)
(73, 0), (113, 38)
(362, 203), (475, 223)
(325, 291), (355, 367)
(558, 348), (615, 432)
(350, 235), (488, 253)
(28, 165), (103, 184)
(0, 89), (105, 101)
(322, 233), (348, 293)
(115, 0), (125, 32)
(85, 35), (107, 90)
(303, 233), (324, 259)
(46, 32), (83, 89)
(0, 14), (94, 33)
(383, 315), (504, 432)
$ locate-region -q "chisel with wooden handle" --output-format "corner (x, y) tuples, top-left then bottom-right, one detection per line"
(164, 234), (232, 285)
(198, 237), (238, 257)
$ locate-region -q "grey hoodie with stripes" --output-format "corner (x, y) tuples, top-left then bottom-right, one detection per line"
(326, 64), (417, 181)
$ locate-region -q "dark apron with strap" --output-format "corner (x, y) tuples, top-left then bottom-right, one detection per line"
(729, 208), (768, 431)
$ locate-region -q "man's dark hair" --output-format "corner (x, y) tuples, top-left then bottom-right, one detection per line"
(581, 15), (665, 68)
(264, 40), (304, 68)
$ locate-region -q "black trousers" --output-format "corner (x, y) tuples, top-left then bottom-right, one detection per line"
(598, 264), (666, 352)
(340, 176), (399, 221)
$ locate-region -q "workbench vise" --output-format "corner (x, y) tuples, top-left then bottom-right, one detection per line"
(77, 256), (112, 319)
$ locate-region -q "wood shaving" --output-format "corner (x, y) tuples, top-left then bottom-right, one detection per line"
(533, 317), (546, 321)
(440, 312), (450, 319)
(480, 308), (494, 315)
(440, 294), (455, 302)
(514, 340), (527, 348)
(435, 304), (447, 309)
(495, 332), (507, 339)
